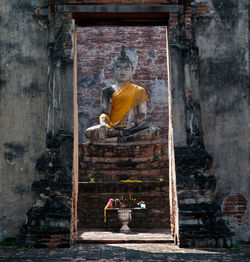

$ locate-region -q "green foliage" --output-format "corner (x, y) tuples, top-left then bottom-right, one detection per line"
(191, 232), (195, 237)
(232, 242), (239, 249)
(151, 154), (160, 162)
(161, 148), (165, 155)
(0, 238), (16, 246)
(0, 240), (7, 246)
(92, 170), (101, 176)
(12, 242), (19, 248)
(153, 177), (161, 182)
(0, 237), (35, 248)
(149, 224), (156, 229)
(39, 224), (48, 232)
(88, 171), (104, 182)
(78, 155), (83, 161)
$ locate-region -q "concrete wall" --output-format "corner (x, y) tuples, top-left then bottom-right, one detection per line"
(195, 0), (250, 241)
(0, 0), (48, 240)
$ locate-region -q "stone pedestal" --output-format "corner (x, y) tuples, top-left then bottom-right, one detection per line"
(118, 209), (132, 233)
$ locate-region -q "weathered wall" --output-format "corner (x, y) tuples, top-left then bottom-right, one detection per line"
(1, 0), (249, 246)
(0, 1), (75, 244)
(0, 1), (48, 240)
(77, 26), (168, 143)
(195, 0), (250, 241)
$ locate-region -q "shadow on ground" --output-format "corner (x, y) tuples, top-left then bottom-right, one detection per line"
(0, 243), (250, 261)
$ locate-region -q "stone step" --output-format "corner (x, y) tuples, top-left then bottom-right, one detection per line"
(177, 176), (216, 190)
(179, 224), (232, 238)
(25, 229), (70, 248)
(178, 222), (234, 248)
(77, 229), (174, 244)
(179, 203), (219, 216)
(177, 189), (214, 205)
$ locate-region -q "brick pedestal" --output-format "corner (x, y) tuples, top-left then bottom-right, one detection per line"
(78, 143), (170, 231)
(79, 143), (168, 182)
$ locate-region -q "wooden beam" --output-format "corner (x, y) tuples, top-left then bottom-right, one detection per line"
(75, 19), (169, 27)
(58, 4), (183, 14)
(72, 11), (169, 26)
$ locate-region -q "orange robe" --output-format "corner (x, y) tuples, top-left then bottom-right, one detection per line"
(99, 82), (149, 129)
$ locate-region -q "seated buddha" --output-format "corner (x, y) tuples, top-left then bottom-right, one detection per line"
(85, 46), (161, 143)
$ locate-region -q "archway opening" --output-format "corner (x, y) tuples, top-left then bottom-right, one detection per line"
(67, 5), (179, 244)
(76, 25), (170, 242)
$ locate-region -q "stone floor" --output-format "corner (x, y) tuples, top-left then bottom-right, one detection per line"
(1, 243), (250, 261)
(77, 229), (173, 243)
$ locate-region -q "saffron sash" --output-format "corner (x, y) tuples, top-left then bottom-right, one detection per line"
(99, 82), (148, 129)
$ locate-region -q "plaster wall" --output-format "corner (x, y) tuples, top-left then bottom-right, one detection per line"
(195, 0), (250, 241)
(0, 1), (48, 240)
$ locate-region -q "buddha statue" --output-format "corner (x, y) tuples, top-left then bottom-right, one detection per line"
(85, 46), (161, 143)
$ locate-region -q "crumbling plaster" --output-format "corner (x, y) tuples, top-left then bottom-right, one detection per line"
(195, 0), (250, 241)
(0, 0), (48, 240)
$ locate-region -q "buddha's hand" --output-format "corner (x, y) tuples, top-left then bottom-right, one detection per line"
(100, 116), (108, 125)
(99, 123), (108, 139)
(122, 121), (137, 130)
(121, 113), (145, 130)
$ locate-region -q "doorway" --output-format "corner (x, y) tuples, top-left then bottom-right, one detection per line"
(68, 6), (177, 244)
(77, 25), (170, 242)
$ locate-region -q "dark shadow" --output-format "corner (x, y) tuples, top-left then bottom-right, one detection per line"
(1, 243), (250, 261)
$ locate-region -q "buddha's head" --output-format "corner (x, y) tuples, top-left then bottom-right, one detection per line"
(113, 46), (134, 85)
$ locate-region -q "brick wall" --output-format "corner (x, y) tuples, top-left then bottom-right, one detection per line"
(77, 26), (169, 143)
(222, 194), (248, 231)
(78, 182), (170, 230)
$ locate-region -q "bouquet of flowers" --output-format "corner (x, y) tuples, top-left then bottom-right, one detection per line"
(104, 194), (144, 222)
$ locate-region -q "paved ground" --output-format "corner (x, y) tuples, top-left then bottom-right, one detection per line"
(0, 243), (250, 261)
(78, 229), (173, 243)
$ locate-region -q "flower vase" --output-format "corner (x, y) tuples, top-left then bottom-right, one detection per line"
(118, 209), (132, 233)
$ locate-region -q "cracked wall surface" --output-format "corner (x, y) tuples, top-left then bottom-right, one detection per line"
(195, 0), (250, 242)
(0, 0), (48, 240)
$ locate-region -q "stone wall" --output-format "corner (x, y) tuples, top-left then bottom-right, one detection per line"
(77, 26), (168, 143)
(195, 0), (250, 242)
(0, 0), (249, 247)
(167, 0), (250, 244)
(0, 0), (75, 245)
(0, 0), (48, 241)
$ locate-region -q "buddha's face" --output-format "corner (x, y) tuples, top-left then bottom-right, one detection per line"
(114, 61), (133, 84)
